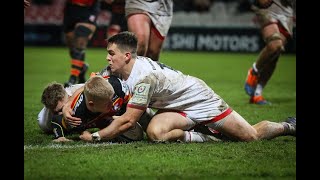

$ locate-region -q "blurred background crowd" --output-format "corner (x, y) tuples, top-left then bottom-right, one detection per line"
(24, 0), (295, 53)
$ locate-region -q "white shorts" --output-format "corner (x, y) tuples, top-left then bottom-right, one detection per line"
(176, 107), (232, 131)
(252, 0), (295, 36)
(125, 0), (173, 37)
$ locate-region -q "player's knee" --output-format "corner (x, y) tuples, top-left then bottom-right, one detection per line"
(266, 40), (284, 54)
(74, 25), (92, 38)
(70, 47), (85, 60)
(265, 33), (285, 54)
(146, 126), (164, 141)
(230, 127), (258, 142)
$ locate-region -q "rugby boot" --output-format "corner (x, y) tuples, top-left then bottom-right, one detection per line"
(281, 117), (296, 136)
(249, 95), (270, 105)
(245, 68), (259, 96)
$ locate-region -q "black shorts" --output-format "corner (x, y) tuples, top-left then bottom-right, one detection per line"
(63, 2), (99, 33)
(110, 13), (127, 31)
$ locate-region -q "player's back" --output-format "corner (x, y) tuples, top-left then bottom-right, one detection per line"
(127, 56), (216, 110)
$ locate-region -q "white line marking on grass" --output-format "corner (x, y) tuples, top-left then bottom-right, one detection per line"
(24, 142), (120, 151)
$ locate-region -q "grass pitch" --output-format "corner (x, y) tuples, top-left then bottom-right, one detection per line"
(24, 47), (296, 179)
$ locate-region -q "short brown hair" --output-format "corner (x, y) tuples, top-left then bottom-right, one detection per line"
(106, 31), (138, 58)
(41, 82), (66, 111)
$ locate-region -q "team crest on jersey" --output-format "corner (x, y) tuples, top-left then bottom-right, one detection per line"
(135, 83), (149, 95)
(138, 86), (146, 93)
(131, 83), (150, 105)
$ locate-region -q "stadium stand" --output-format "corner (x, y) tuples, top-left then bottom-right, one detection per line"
(24, 0), (111, 26)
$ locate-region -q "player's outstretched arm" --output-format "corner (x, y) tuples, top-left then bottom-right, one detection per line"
(80, 107), (144, 142)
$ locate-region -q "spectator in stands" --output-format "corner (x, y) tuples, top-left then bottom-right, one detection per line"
(125, 0), (174, 61)
(63, 0), (100, 87)
(244, 0), (295, 104)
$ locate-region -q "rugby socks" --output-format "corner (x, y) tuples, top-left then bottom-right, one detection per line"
(254, 84), (263, 96)
(183, 131), (221, 142)
(252, 63), (259, 75)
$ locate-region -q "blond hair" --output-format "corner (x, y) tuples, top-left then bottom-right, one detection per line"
(84, 76), (114, 104)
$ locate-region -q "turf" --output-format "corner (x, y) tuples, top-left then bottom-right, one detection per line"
(24, 47), (296, 179)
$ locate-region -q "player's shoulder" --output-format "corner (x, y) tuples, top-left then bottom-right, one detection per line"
(65, 84), (85, 96)
(107, 75), (131, 99)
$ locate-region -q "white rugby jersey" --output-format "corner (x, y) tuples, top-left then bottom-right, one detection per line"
(125, 56), (229, 122)
(65, 83), (85, 96)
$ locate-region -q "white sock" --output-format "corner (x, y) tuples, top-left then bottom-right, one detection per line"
(183, 131), (221, 143)
(252, 63), (259, 74)
(254, 84), (263, 96)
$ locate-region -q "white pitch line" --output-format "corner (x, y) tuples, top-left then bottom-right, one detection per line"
(24, 142), (120, 151)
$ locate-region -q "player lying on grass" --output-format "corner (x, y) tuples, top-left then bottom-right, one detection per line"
(39, 75), (149, 142)
(61, 68), (223, 143)
(63, 31), (296, 143)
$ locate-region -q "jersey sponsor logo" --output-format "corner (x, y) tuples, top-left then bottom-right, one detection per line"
(73, 94), (84, 113)
(131, 83), (150, 105)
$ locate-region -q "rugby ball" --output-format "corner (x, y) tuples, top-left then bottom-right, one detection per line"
(116, 122), (144, 142)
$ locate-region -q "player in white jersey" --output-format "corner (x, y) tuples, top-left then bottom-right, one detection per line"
(244, 0), (295, 104)
(63, 31), (296, 143)
(125, 0), (173, 61)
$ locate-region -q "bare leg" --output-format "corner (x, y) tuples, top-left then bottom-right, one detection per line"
(127, 13), (152, 57)
(217, 111), (295, 141)
(147, 112), (188, 142)
(147, 111), (220, 143)
(146, 27), (165, 61)
(254, 23), (287, 89)
(253, 120), (285, 140)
